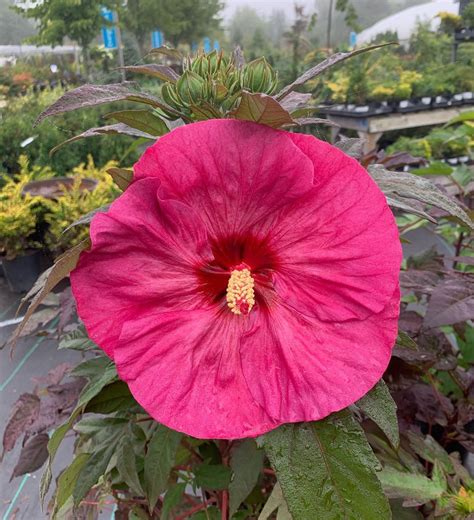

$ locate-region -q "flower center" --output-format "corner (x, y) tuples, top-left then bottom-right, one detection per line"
(226, 266), (255, 315)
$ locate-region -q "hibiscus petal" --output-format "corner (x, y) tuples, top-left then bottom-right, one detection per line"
(70, 178), (212, 358)
(133, 119), (315, 239)
(240, 289), (400, 423)
(114, 309), (279, 439)
(267, 135), (402, 321)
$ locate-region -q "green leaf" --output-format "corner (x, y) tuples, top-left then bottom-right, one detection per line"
(107, 167), (133, 191)
(396, 331), (418, 350)
(406, 433), (454, 474)
(379, 468), (445, 503)
(369, 164), (474, 229)
(411, 162), (453, 176)
(446, 110), (474, 125)
(104, 110), (169, 136)
(229, 439), (264, 516)
(73, 441), (117, 506)
(195, 463), (232, 490)
(74, 417), (128, 436)
(59, 325), (98, 351)
(117, 435), (144, 495)
(161, 483), (186, 520)
(84, 381), (135, 414)
(263, 410), (391, 520)
(231, 92), (295, 128)
(258, 483), (291, 520)
(77, 363), (118, 407)
(356, 380), (400, 448)
(143, 424), (182, 512)
(53, 453), (90, 518)
(276, 42), (396, 100)
(41, 413), (80, 503)
(71, 356), (111, 378)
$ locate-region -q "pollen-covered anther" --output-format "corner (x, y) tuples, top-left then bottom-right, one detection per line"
(226, 268), (255, 315)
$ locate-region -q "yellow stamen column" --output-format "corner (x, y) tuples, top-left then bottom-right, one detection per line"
(226, 268), (255, 315)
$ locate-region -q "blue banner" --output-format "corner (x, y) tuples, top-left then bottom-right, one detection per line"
(151, 30), (164, 49)
(203, 37), (211, 53)
(213, 39), (220, 51)
(349, 31), (357, 48)
(101, 7), (117, 49)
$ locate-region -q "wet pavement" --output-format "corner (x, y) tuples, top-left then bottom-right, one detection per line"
(0, 278), (116, 520)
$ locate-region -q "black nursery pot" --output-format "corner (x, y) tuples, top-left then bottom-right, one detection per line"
(2, 250), (42, 293)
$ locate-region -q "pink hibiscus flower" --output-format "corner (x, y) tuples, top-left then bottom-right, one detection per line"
(70, 119), (402, 439)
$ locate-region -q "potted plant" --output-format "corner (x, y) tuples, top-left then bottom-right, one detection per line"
(0, 172), (45, 292)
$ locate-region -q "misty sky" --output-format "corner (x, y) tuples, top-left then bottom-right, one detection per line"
(222, 0), (315, 20)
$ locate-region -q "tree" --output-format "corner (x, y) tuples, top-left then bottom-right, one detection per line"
(122, 0), (223, 54)
(284, 4), (316, 80)
(15, 0), (117, 76)
(159, 0), (223, 48)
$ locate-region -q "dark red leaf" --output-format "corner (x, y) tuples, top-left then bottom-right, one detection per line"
(10, 433), (49, 480)
(1, 393), (40, 461)
(425, 277), (474, 328)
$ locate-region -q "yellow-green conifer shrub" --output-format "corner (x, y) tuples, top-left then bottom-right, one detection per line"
(0, 166), (44, 259)
(44, 156), (120, 254)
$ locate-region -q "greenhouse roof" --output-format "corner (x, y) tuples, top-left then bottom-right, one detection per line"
(357, 0), (459, 44)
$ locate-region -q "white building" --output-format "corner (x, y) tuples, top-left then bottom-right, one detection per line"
(357, 0), (459, 45)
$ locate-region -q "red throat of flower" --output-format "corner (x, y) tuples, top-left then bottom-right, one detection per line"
(226, 265), (255, 315)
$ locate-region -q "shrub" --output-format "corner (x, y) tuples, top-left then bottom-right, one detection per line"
(43, 156), (120, 254)
(0, 87), (140, 176)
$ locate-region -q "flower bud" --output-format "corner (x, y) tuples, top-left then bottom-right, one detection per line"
(176, 70), (206, 106)
(241, 58), (278, 94)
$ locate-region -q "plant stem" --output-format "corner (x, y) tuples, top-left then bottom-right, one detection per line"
(221, 490), (229, 520)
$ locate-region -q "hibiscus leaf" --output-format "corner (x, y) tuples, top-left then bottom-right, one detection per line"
(335, 137), (365, 159)
(59, 325), (98, 351)
(424, 277), (474, 328)
(40, 417), (78, 503)
(396, 330), (418, 350)
(231, 92), (295, 128)
(12, 239), (90, 350)
(53, 453), (90, 518)
(50, 123), (155, 156)
(84, 380), (135, 414)
(368, 165), (474, 229)
(356, 380), (400, 449)
(118, 64), (180, 82)
(378, 467), (445, 504)
(161, 483), (186, 520)
(1, 393), (40, 461)
(276, 42), (396, 101)
(263, 410), (391, 520)
(195, 463), (232, 490)
(35, 82), (182, 125)
(73, 440), (118, 506)
(104, 110), (169, 136)
(143, 424), (182, 512)
(148, 45), (183, 60)
(10, 433), (49, 480)
(406, 432), (454, 474)
(258, 483), (292, 520)
(62, 205), (111, 234)
(107, 167), (134, 191)
(116, 435), (144, 496)
(229, 439), (264, 515)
